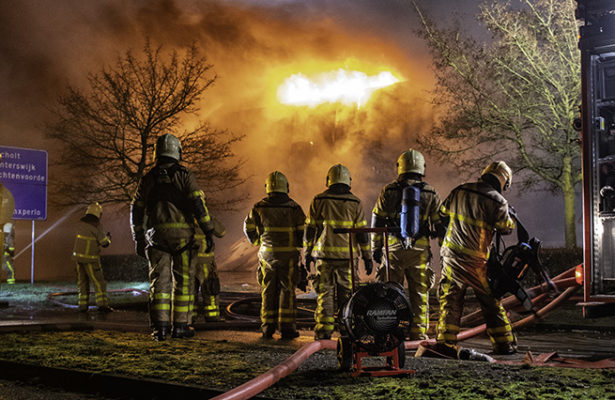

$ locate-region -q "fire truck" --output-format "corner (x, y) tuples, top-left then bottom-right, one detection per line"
(578, 0), (615, 316)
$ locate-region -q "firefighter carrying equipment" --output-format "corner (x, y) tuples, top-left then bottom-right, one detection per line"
(265, 171), (289, 194)
(193, 218), (226, 322)
(86, 202), (103, 219)
(244, 191), (305, 337)
(154, 133), (182, 161)
(397, 149), (426, 176)
(304, 179), (370, 339)
(2, 222), (15, 284)
(72, 212), (111, 312)
(131, 145), (214, 331)
(436, 175), (516, 351)
(371, 172), (442, 340)
(487, 208), (558, 311)
(481, 160), (512, 192)
(326, 164), (352, 187)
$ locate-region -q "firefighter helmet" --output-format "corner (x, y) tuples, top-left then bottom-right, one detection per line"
(85, 202), (103, 219)
(326, 164), (351, 187)
(154, 134), (182, 161)
(265, 171), (289, 194)
(397, 149), (425, 176)
(482, 161), (513, 191)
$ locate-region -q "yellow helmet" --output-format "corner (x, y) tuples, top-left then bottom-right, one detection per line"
(481, 161), (512, 191)
(326, 164), (351, 187)
(85, 202), (103, 218)
(154, 134), (182, 161)
(265, 171), (289, 194)
(397, 149), (425, 176)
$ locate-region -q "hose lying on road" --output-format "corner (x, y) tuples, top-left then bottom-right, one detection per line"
(213, 266), (582, 400)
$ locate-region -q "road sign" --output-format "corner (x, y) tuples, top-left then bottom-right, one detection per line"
(0, 146), (47, 220)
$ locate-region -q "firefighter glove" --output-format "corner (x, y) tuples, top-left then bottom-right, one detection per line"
(372, 249), (383, 265)
(106, 232), (112, 240)
(363, 257), (373, 275)
(7, 248), (14, 257)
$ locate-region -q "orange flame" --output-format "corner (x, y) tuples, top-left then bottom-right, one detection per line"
(277, 69), (400, 108)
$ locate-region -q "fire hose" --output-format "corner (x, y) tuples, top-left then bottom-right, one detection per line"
(211, 266), (581, 400)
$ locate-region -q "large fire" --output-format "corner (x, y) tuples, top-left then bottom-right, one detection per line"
(277, 69), (400, 108)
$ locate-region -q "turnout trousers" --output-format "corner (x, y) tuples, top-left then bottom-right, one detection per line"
(257, 252), (298, 335)
(147, 239), (195, 327)
(378, 247), (434, 340)
(193, 256), (221, 321)
(313, 259), (354, 338)
(75, 259), (108, 311)
(436, 255), (515, 349)
(2, 252), (15, 284)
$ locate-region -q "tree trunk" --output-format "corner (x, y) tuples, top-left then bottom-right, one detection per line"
(561, 158), (577, 248)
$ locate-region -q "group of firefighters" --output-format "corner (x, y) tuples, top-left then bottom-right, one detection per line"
(68, 132), (518, 355)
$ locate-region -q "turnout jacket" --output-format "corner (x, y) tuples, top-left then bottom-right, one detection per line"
(372, 177), (442, 252)
(440, 179), (515, 262)
(72, 219), (110, 263)
(244, 193), (306, 258)
(130, 160), (214, 246)
(304, 185), (370, 260)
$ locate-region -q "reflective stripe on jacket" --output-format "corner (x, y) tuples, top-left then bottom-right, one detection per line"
(304, 189), (369, 260)
(72, 220), (110, 262)
(371, 178), (441, 252)
(244, 194), (306, 257)
(440, 180), (515, 261)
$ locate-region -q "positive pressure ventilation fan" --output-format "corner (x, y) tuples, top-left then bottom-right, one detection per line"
(340, 281), (412, 355)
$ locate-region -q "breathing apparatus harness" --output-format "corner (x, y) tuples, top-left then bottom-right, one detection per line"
(487, 208), (558, 311)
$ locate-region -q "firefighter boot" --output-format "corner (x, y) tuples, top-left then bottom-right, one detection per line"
(172, 323), (196, 339)
(152, 324), (170, 342)
(492, 342), (517, 355)
(281, 330), (300, 340)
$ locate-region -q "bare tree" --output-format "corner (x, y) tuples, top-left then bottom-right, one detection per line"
(47, 41), (243, 209)
(413, 0), (581, 248)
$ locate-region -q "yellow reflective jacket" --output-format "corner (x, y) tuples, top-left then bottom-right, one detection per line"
(72, 219), (110, 262)
(371, 177), (442, 252)
(304, 186), (369, 260)
(130, 161), (213, 245)
(244, 193), (306, 257)
(440, 180), (515, 261)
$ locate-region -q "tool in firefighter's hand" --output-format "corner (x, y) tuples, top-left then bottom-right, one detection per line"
(297, 263), (309, 292)
(332, 227), (398, 291)
(488, 208), (558, 311)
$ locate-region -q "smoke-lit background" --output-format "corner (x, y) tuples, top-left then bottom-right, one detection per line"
(0, 0), (580, 281)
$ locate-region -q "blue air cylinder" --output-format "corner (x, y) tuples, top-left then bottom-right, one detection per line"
(401, 186), (421, 239)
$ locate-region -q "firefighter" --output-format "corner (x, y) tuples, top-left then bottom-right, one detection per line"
(244, 171), (305, 339)
(131, 133), (215, 341)
(72, 202), (112, 313)
(2, 221), (15, 284)
(436, 160), (517, 355)
(193, 216), (226, 323)
(371, 149), (444, 340)
(304, 164), (372, 340)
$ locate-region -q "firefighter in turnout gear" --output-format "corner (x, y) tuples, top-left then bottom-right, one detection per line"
(2, 222), (15, 284)
(131, 133), (215, 341)
(72, 202), (112, 312)
(371, 149), (444, 340)
(193, 216), (226, 323)
(244, 171), (306, 339)
(305, 164), (372, 340)
(437, 160), (517, 355)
